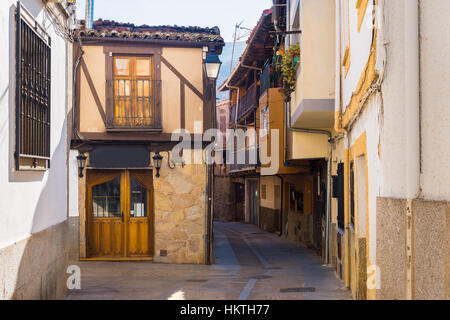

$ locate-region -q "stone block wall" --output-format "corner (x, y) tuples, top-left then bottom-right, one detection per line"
(376, 197), (406, 299)
(259, 207), (280, 233)
(153, 160), (206, 264)
(0, 221), (69, 300)
(68, 217), (79, 263)
(287, 211), (314, 247)
(412, 200), (449, 300)
(376, 197), (449, 300)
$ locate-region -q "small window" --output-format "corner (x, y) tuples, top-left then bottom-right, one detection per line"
(136, 58), (151, 76)
(110, 56), (160, 130)
(15, 8), (51, 170)
(350, 161), (355, 227)
(130, 176), (148, 218)
(115, 58), (130, 76)
(335, 162), (345, 230)
(261, 184), (267, 200)
(296, 192), (304, 213)
(260, 106), (269, 136)
(289, 185), (296, 211)
(92, 176), (121, 218)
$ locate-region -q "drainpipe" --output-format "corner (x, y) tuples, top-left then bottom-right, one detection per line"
(285, 100), (332, 265)
(404, 0), (420, 300)
(275, 175), (284, 237)
(405, 0), (420, 200)
(334, 0), (346, 136)
(205, 76), (217, 266)
(204, 162), (209, 264)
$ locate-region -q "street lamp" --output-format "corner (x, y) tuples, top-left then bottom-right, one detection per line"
(152, 152), (163, 178)
(204, 50), (222, 80)
(76, 153), (87, 178)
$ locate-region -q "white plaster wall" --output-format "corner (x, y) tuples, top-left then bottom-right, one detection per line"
(419, 0), (450, 201)
(347, 93), (382, 268)
(373, 0), (450, 201)
(341, 0), (374, 109)
(378, 0), (408, 198)
(69, 150), (79, 217)
(0, 0), (69, 249)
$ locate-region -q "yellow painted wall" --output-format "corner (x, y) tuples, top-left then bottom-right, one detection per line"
(78, 45), (205, 134)
(260, 176), (282, 210)
(79, 46), (107, 133)
(289, 131), (329, 160)
(162, 47), (204, 133)
(260, 88), (303, 174)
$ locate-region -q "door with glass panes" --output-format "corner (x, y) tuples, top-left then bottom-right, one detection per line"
(86, 170), (153, 259)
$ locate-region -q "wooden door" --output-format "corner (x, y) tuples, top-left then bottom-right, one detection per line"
(126, 170), (154, 257)
(87, 170), (124, 258)
(86, 170), (153, 259)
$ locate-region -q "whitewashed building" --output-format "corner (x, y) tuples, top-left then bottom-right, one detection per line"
(0, 0), (75, 299)
(279, 0), (449, 299)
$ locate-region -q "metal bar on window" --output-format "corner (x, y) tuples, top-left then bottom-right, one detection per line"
(110, 79), (161, 130)
(15, 3), (22, 170)
(16, 3), (51, 170)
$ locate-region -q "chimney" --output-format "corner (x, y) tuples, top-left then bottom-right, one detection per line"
(85, 0), (94, 29)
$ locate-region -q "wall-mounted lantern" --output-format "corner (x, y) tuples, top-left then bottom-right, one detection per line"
(204, 50), (222, 80)
(152, 152), (163, 178)
(77, 153), (87, 178)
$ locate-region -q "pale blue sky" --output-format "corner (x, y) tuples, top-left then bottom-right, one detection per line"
(75, 0), (273, 42)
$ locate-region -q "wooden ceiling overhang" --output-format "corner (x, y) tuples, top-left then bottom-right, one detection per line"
(219, 9), (275, 91)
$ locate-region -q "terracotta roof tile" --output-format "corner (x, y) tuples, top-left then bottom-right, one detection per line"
(76, 19), (225, 44)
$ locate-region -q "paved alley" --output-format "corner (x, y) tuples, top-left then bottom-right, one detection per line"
(67, 222), (351, 300)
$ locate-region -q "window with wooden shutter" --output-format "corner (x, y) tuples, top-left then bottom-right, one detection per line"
(109, 56), (161, 130)
(350, 161), (355, 227)
(15, 4), (51, 170)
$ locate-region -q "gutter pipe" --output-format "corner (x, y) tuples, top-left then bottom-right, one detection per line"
(404, 0), (421, 199)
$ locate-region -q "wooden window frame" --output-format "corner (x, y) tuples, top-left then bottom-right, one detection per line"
(15, 2), (52, 171)
(261, 184), (267, 200)
(104, 46), (162, 132)
(260, 105), (269, 136)
(349, 160), (355, 228)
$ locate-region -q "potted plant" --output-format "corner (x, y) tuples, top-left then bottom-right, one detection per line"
(280, 44), (300, 102)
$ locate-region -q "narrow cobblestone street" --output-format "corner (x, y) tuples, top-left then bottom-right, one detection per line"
(67, 223), (350, 300)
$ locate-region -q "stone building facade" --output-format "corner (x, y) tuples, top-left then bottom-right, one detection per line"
(69, 19), (224, 265)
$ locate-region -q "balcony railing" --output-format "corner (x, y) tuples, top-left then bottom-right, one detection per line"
(260, 61), (281, 98)
(237, 82), (258, 122)
(106, 80), (162, 130)
(229, 147), (259, 173)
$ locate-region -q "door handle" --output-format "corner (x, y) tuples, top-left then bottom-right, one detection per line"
(121, 212), (124, 223)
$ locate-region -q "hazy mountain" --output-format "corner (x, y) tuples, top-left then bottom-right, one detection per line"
(217, 41), (247, 101)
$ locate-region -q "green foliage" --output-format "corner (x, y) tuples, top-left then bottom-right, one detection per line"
(281, 44), (300, 102)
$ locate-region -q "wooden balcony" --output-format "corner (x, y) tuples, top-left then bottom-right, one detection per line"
(237, 82), (259, 122)
(229, 147), (259, 173)
(106, 80), (162, 131)
(260, 61), (281, 98)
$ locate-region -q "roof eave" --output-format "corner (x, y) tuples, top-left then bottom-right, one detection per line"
(79, 36), (225, 52)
